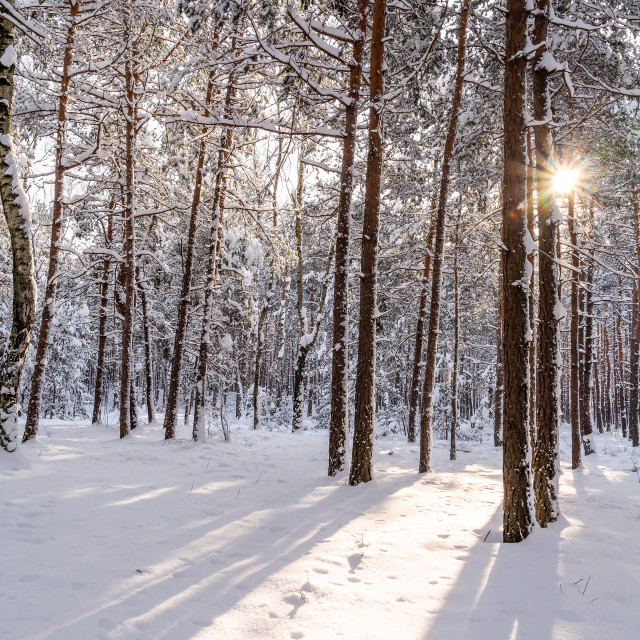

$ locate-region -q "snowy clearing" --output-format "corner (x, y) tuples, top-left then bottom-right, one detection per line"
(1, 419), (638, 640)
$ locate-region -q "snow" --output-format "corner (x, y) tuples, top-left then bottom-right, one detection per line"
(1, 417), (638, 640)
(1, 134), (33, 235)
(0, 45), (17, 68)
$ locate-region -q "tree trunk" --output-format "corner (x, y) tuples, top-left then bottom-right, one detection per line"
(418, 0), (470, 473)
(494, 279), (503, 447)
(526, 129), (536, 447)
(119, 10), (138, 439)
(328, 0), (369, 474)
(164, 70), (216, 438)
(253, 131), (283, 430)
(192, 72), (236, 442)
(348, 0), (387, 485)
(532, 0), (560, 527)
(407, 193), (437, 443)
(630, 181), (640, 446)
(567, 193), (582, 465)
(450, 215), (460, 461)
(23, 0), (79, 442)
(581, 257), (595, 449)
(501, 0), (532, 543)
(92, 212), (113, 425)
(0, 9), (37, 451)
(139, 269), (155, 424)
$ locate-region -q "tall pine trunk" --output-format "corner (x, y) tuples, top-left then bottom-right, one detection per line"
(328, 0), (369, 474)
(407, 190), (437, 443)
(567, 192), (582, 465)
(630, 182), (640, 446)
(253, 133), (282, 430)
(119, 13), (138, 439)
(192, 73), (236, 442)
(92, 211), (113, 425)
(23, 0), (79, 441)
(418, 0), (470, 473)
(348, 0), (387, 485)
(501, 0), (533, 542)
(164, 70), (216, 438)
(450, 214), (460, 461)
(532, 0), (560, 527)
(494, 279), (503, 447)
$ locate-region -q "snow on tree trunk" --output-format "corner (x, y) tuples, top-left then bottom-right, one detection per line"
(164, 69), (216, 439)
(92, 211), (113, 425)
(501, 0), (533, 543)
(0, 9), (36, 452)
(407, 196), (436, 444)
(348, 0), (387, 486)
(630, 182), (640, 447)
(532, 0), (560, 527)
(328, 0), (369, 475)
(23, 0), (79, 443)
(418, 0), (470, 474)
(567, 194), (582, 464)
(119, 14), (138, 440)
(192, 77), (235, 442)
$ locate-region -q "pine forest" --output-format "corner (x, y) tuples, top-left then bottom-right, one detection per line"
(1, 0), (639, 638)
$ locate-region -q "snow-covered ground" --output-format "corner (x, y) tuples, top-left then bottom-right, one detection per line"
(1, 416), (638, 640)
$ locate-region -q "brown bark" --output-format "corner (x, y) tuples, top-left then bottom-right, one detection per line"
(92, 211), (113, 425)
(532, 0), (560, 527)
(630, 182), (640, 446)
(139, 267), (155, 424)
(0, 8), (37, 451)
(192, 72), (236, 441)
(407, 189), (437, 443)
(567, 192), (582, 466)
(291, 238), (335, 432)
(494, 279), (503, 447)
(164, 70), (216, 438)
(119, 12), (138, 439)
(581, 257), (595, 448)
(253, 131), (283, 430)
(526, 129), (536, 447)
(418, 0), (470, 473)
(23, 0), (79, 441)
(450, 215), (461, 461)
(501, 0), (532, 542)
(328, 0), (369, 474)
(615, 278), (628, 440)
(348, 0), (387, 485)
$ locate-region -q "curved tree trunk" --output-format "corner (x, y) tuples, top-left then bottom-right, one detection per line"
(0, 10), (36, 451)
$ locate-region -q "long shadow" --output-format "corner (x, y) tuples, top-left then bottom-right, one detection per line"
(423, 512), (564, 640)
(39, 463), (423, 640)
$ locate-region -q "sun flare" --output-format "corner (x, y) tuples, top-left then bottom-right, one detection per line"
(552, 167), (580, 194)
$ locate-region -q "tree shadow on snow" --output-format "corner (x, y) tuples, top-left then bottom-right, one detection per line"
(38, 464), (423, 640)
(423, 509), (565, 640)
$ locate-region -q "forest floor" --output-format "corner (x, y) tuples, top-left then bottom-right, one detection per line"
(1, 414), (638, 640)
